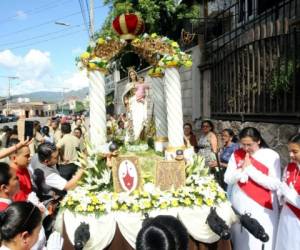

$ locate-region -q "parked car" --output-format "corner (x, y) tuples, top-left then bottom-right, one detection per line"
(0, 115), (8, 123)
(6, 114), (19, 122)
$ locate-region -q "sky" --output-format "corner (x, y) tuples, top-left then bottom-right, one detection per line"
(0, 0), (110, 97)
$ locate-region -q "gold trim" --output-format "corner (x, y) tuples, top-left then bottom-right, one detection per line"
(119, 14), (128, 35)
(149, 73), (164, 78)
(120, 33), (136, 40)
(155, 136), (168, 142)
(166, 145), (186, 152)
(134, 14), (143, 35)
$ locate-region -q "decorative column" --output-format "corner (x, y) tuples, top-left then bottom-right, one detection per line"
(88, 70), (107, 149)
(164, 67), (184, 150)
(150, 75), (168, 152)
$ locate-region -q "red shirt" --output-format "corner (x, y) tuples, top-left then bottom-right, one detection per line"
(13, 167), (32, 201)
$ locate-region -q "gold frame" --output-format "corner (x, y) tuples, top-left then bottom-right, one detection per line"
(155, 160), (186, 191)
(112, 156), (142, 193)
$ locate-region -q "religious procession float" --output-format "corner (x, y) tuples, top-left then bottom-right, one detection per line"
(54, 12), (238, 250)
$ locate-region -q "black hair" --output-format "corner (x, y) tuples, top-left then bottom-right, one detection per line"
(136, 215), (188, 250)
(183, 123), (193, 130)
(42, 126), (50, 135)
(222, 128), (238, 143)
(201, 120), (215, 132)
(288, 133), (300, 145)
(74, 127), (82, 134)
(0, 202), (41, 241)
(37, 142), (57, 163)
(239, 127), (269, 148)
(0, 163), (11, 186)
(61, 123), (71, 134)
(7, 138), (19, 148)
(136, 223), (176, 250)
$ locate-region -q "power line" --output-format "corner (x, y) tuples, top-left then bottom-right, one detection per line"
(0, 24), (82, 47)
(3, 29), (87, 51)
(0, 5), (105, 39)
(0, 0), (72, 24)
(78, 0), (91, 39)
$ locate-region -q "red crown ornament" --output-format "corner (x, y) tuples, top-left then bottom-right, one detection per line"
(112, 13), (144, 40)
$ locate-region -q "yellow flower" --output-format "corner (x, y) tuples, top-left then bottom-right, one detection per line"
(120, 204), (128, 211)
(195, 197), (203, 206)
(91, 197), (99, 205)
(171, 199), (179, 207)
(205, 198), (214, 207)
(67, 197), (74, 206)
(75, 205), (83, 212)
(184, 60), (192, 68)
(88, 62), (97, 70)
(87, 205), (95, 212)
(171, 41), (179, 48)
(99, 204), (106, 212)
(132, 204), (140, 212)
(160, 202), (168, 209)
(183, 198), (192, 206)
(143, 200), (151, 209)
(112, 202), (119, 210)
(151, 33), (158, 38)
(80, 52), (90, 60)
(166, 61), (178, 67)
(97, 38), (105, 45)
(218, 192), (226, 201)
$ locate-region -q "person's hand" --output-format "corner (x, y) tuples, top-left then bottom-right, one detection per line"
(47, 231), (64, 250)
(242, 153), (251, 169)
(18, 137), (33, 148)
(208, 160), (217, 168)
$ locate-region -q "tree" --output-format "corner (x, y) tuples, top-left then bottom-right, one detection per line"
(96, 0), (200, 41)
(75, 101), (86, 113)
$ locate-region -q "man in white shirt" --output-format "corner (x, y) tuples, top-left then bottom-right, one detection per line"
(31, 142), (84, 197)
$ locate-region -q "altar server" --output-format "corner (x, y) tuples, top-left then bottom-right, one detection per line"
(275, 133), (300, 250)
(224, 127), (281, 250)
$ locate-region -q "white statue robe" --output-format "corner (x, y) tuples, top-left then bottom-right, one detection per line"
(224, 148), (281, 250)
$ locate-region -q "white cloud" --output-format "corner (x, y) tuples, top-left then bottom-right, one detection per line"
(15, 10), (28, 20)
(0, 49), (88, 97)
(62, 70), (89, 90)
(0, 50), (22, 68)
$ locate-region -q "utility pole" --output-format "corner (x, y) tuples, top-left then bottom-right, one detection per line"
(61, 87), (68, 114)
(89, 0), (94, 39)
(0, 76), (19, 115)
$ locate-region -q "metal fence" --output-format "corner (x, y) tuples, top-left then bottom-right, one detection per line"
(206, 0), (300, 123)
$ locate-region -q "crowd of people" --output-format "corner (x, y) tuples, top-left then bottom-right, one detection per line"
(0, 115), (87, 249)
(0, 114), (299, 250)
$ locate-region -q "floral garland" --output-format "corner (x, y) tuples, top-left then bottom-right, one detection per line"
(77, 33), (192, 73)
(61, 178), (226, 214)
(63, 150), (227, 215)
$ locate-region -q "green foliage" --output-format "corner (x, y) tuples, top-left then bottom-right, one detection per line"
(98, 0), (200, 40)
(75, 101), (86, 113)
(270, 60), (294, 95)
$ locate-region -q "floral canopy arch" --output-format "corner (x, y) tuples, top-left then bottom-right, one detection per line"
(79, 33), (192, 76)
(79, 13), (192, 150)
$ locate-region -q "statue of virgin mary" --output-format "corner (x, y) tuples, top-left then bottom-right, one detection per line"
(122, 68), (148, 142)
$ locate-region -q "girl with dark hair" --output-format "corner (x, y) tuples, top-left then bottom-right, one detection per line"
(275, 133), (300, 250)
(224, 127), (281, 250)
(183, 123), (198, 152)
(0, 201), (42, 250)
(197, 120), (218, 165)
(209, 128), (239, 190)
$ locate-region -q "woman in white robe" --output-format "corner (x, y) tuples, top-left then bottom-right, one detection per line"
(275, 133), (300, 250)
(224, 127), (281, 250)
(122, 69), (148, 142)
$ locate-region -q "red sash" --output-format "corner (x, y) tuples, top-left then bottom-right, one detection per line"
(285, 162), (300, 219)
(13, 167), (32, 202)
(234, 149), (273, 209)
